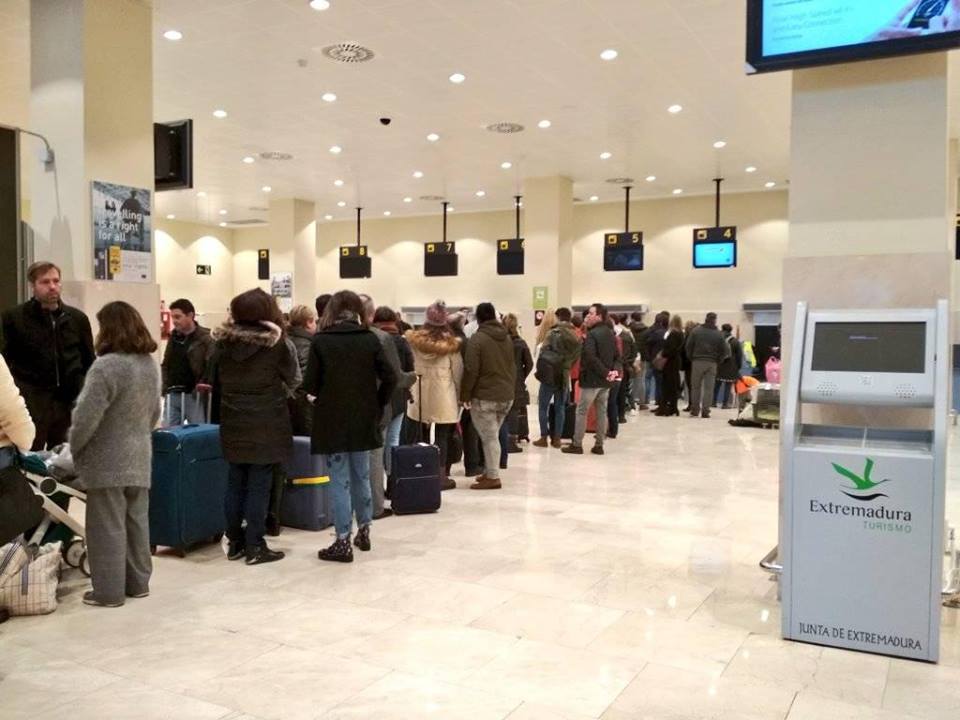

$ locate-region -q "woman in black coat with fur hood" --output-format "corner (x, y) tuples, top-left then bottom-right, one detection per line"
(210, 288), (299, 565)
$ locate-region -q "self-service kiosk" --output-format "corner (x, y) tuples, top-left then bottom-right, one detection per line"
(781, 301), (948, 662)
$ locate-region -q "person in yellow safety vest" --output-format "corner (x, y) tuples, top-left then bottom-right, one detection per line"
(740, 340), (758, 376)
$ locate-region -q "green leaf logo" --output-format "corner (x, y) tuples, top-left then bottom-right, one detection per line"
(832, 458), (891, 501)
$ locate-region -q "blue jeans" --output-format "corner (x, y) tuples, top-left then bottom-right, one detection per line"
(607, 381), (621, 438)
(383, 413), (404, 476)
(225, 463), (274, 551)
(0, 446), (17, 470)
(325, 451), (372, 539)
(644, 366), (661, 405)
(499, 418), (509, 468)
(537, 383), (568, 439)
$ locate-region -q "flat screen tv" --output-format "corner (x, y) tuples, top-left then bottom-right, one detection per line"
(693, 241), (737, 269)
(154, 120), (193, 191)
(746, 0), (960, 74)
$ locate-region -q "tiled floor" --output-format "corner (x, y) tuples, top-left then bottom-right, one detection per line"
(2, 407), (959, 719)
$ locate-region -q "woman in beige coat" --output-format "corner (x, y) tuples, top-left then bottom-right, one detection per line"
(405, 301), (463, 489)
(0, 355), (35, 469)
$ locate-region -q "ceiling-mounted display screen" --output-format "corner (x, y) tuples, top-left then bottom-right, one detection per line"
(746, 0), (960, 74)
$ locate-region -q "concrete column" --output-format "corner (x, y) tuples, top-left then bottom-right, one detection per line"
(523, 174), (574, 313)
(268, 198), (317, 309)
(28, 0), (158, 335)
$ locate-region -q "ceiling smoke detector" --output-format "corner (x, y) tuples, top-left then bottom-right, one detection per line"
(420, 195), (445, 202)
(260, 152), (294, 161)
(485, 122), (525, 134)
(606, 177), (634, 185)
(322, 43), (375, 64)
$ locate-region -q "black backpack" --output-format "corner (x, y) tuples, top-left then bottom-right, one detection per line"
(535, 347), (563, 387)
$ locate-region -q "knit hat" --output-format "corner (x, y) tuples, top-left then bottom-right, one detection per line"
(425, 300), (449, 327)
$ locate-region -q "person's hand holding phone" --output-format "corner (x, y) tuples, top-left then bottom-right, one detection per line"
(867, 0), (924, 40)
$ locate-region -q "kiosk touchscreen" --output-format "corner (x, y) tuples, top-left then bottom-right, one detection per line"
(781, 302), (948, 662)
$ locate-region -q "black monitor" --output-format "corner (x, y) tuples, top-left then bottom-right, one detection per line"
(154, 120), (193, 191)
(746, 0), (960, 74)
(811, 322), (926, 374)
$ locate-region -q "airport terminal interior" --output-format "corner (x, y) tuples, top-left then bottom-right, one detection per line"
(3, 0), (960, 718)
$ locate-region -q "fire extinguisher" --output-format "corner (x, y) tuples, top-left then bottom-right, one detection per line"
(160, 300), (172, 340)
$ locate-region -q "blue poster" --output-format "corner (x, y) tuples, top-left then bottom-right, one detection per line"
(91, 180), (152, 282)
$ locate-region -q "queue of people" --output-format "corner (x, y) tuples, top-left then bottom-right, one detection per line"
(0, 259), (753, 609)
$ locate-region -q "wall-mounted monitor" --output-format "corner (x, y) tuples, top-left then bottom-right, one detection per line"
(497, 238), (524, 276)
(603, 232), (644, 272)
(154, 120), (193, 191)
(746, 1), (960, 74)
(340, 245), (371, 279)
(694, 242), (736, 268)
(424, 242), (458, 277)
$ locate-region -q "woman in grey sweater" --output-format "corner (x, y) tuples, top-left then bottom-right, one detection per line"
(70, 301), (161, 608)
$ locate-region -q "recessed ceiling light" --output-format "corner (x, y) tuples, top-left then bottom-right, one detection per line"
(600, 152), (612, 160)
(165, 214), (175, 220)
(163, 29), (182, 41)
(337, 200), (346, 207)
(321, 92), (337, 102)
(765, 181), (777, 188)
(242, 156), (255, 164)
(672, 188), (684, 195)
(600, 49), (618, 61)
(309, 0), (330, 10)
(403, 197), (412, 203)
(413, 170), (424, 178)
(383, 210), (391, 216)
(449, 72), (466, 84)
(538, 120), (552, 129)
(329, 145), (342, 154)
(212, 109), (228, 119)
(646, 175), (656, 182)
(334, 179), (344, 187)
(668, 104), (683, 114)
(590, 195), (599, 202)
(448, 207), (455, 212)
(324, 214), (333, 220)
(426, 133), (440, 142)
(501, 161), (512, 170)
(219, 222), (227, 227)
(261, 185), (272, 193)
(745, 166), (757, 173)
(713, 140), (727, 149)
(219, 209), (228, 215)
(476, 190), (486, 197)
(196, 191), (206, 198)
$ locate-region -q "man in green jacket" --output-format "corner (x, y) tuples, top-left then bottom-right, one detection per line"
(460, 302), (516, 490)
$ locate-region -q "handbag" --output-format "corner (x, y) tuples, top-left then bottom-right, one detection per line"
(0, 466), (45, 547)
(0, 540), (29, 589)
(652, 352), (667, 371)
(0, 541), (61, 616)
(447, 424), (464, 465)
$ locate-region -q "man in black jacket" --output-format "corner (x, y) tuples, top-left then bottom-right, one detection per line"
(563, 303), (620, 456)
(0, 262), (95, 450)
(160, 298), (215, 424)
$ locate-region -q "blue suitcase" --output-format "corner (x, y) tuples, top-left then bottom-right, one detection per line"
(387, 443), (441, 515)
(150, 424), (228, 555)
(280, 437), (332, 531)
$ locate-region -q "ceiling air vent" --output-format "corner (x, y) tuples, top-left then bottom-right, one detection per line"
(248, 206), (269, 212)
(485, 122), (525, 134)
(322, 43), (375, 64)
(260, 152), (293, 161)
(419, 195), (445, 201)
(227, 219), (269, 226)
(606, 178), (634, 185)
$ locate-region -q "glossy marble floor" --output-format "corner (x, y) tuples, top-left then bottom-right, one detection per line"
(3, 408), (960, 720)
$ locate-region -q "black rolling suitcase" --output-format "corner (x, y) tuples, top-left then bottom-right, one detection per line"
(387, 376), (442, 515)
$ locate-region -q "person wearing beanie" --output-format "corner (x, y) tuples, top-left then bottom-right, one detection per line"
(460, 302), (515, 490)
(405, 301), (463, 489)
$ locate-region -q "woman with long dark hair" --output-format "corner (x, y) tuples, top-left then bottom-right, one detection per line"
(656, 314), (685, 417)
(69, 301), (160, 607)
(306, 290), (397, 562)
(212, 288), (298, 565)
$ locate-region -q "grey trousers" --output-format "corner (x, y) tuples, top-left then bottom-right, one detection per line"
(85, 486), (152, 604)
(689, 359), (718, 416)
(574, 386), (610, 447)
(369, 412), (391, 516)
(471, 399), (512, 480)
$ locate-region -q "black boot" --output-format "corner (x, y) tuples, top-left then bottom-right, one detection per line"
(227, 540), (245, 561)
(265, 514), (282, 537)
(245, 544), (285, 565)
(353, 525), (371, 552)
(318, 536), (354, 563)
(506, 435), (523, 454)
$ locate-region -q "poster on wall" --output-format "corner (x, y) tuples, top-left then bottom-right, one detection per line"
(91, 180), (152, 282)
(271, 271), (293, 313)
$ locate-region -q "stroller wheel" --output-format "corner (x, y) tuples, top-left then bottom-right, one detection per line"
(79, 551), (91, 577)
(64, 539), (85, 568)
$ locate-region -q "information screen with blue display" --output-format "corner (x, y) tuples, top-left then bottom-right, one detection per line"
(747, 0), (960, 73)
(693, 227), (737, 269)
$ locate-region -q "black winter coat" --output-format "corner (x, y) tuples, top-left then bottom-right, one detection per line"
(305, 320), (397, 454)
(580, 323), (620, 389)
(1, 299), (95, 402)
(717, 335), (744, 382)
(210, 322), (299, 465)
(511, 335), (534, 402)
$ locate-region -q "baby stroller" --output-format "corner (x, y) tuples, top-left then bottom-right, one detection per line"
(17, 445), (89, 576)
